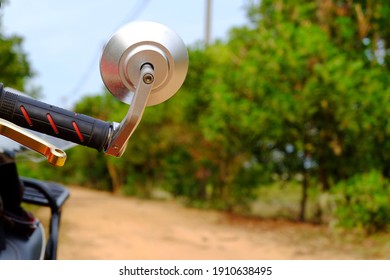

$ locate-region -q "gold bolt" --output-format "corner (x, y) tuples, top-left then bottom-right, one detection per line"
(143, 73), (154, 84)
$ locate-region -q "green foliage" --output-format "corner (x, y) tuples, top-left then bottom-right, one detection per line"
(0, 2), (34, 91)
(0, 35), (33, 89)
(235, 0), (390, 223)
(332, 171), (390, 234)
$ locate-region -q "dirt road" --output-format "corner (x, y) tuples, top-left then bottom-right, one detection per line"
(37, 186), (363, 260)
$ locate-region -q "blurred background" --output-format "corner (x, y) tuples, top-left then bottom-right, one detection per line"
(1, 0), (389, 258)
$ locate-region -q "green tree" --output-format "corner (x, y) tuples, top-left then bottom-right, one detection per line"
(0, 3), (34, 90)
(332, 170), (390, 234)
(224, 0), (390, 221)
(176, 0), (390, 220)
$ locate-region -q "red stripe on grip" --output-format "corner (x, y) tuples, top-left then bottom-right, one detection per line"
(46, 113), (59, 134)
(20, 105), (33, 127)
(72, 121), (84, 142)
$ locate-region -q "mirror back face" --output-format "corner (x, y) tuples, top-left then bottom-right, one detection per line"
(100, 21), (189, 106)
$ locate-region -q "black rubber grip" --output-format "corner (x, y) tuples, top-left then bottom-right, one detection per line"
(0, 84), (110, 151)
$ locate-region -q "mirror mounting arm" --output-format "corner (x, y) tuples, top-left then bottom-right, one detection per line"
(104, 64), (155, 157)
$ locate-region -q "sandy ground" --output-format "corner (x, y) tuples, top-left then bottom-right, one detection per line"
(36, 186), (360, 260)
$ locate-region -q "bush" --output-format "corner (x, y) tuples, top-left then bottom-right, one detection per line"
(332, 171), (390, 234)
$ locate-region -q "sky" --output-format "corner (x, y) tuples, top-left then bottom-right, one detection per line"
(2, 0), (249, 108)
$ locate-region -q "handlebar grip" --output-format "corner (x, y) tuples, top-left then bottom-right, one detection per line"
(0, 85), (111, 151)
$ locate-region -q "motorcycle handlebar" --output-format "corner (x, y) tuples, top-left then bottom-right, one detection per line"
(0, 84), (111, 151)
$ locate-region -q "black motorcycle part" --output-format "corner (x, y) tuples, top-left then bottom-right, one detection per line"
(0, 84), (111, 151)
(0, 158), (45, 259)
(0, 196), (5, 251)
(21, 178), (70, 260)
(0, 160), (24, 215)
(0, 220), (45, 260)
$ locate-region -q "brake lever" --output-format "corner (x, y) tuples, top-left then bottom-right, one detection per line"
(0, 119), (67, 166)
